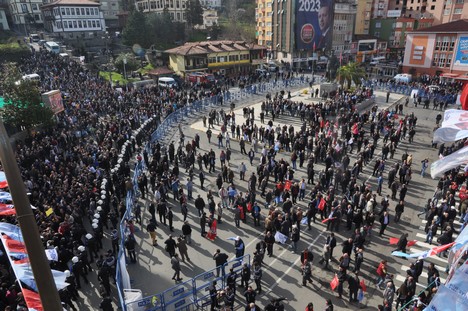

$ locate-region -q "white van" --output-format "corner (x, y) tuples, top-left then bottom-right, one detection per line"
(394, 74), (412, 83)
(158, 77), (177, 88)
(15, 73), (40, 85)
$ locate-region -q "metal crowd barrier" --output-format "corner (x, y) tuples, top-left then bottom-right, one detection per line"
(125, 255), (250, 311)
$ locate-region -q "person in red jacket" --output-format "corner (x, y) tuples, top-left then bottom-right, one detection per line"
(376, 260), (388, 289)
(305, 302), (314, 311)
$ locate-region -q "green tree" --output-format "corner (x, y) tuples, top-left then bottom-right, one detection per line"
(210, 23), (222, 40)
(0, 63), (54, 130)
(122, 10), (151, 48)
(114, 53), (139, 75)
(336, 62), (366, 89)
(185, 0), (204, 27)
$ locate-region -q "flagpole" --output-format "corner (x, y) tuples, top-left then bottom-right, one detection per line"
(0, 119), (63, 310)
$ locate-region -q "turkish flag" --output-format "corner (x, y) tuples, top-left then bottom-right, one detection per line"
(207, 219), (217, 241)
(330, 275), (339, 291)
(321, 217), (336, 224)
(0, 204), (15, 216)
(22, 288), (43, 311)
(318, 198), (326, 211)
(360, 279), (367, 292)
(3, 234), (26, 253)
(284, 180), (292, 191)
(461, 84), (468, 111)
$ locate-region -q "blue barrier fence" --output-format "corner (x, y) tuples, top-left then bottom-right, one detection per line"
(362, 81), (457, 103)
(125, 255), (250, 311)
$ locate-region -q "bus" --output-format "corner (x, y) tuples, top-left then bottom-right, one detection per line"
(44, 41), (60, 54)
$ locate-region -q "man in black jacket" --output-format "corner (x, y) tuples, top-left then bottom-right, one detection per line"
(213, 249), (229, 277)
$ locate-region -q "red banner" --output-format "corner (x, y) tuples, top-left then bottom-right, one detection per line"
(207, 219), (217, 241)
(23, 288), (43, 311)
(284, 180), (292, 191)
(321, 217), (336, 224)
(461, 83), (468, 111)
(389, 237), (417, 247)
(330, 275), (339, 291)
(360, 279), (367, 292)
(4, 234), (26, 253)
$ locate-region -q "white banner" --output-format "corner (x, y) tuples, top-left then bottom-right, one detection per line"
(433, 109), (468, 143)
(431, 145), (468, 179)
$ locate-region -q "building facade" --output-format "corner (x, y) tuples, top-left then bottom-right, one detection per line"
(333, 0), (357, 55)
(135, 0), (187, 22)
(255, 0), (273, 54)
(402, 19), (468, 78)
(165, 40), (267, 76)
(0, 8), (10, 30)
(41, 0), (106, 39)
(97, 0), (120, 29)
(6, 0), (43, 32)
(354, 0), (372, 35)
(200, 0), (221, 8)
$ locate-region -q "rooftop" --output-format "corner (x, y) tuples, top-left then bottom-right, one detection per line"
(412, 19), (468, 33)
(165, 40), (265, 56)
(42, 0), (101, 8)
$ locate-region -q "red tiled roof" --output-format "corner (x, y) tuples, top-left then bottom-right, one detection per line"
(148, 67), (174, 76)
(165, 40), (265, 56)
(412, 19), (468, 33)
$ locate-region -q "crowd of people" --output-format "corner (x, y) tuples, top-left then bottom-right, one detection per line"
(0, 47), (465, 311)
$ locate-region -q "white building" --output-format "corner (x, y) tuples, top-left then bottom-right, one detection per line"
(135, 0), (188, 22)
(200, 0), (221, 8)
(41, 0), (106, 39)
(0, 8), (10, 30)
(6, 0), (43, 32)
(194, 8), (218, 29)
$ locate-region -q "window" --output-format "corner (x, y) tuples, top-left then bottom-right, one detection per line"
(61, 8), (65, 15)
(435, 37), (441, 50)
(441, 36), (450, 51)
(92, 20), (96, 27)
(63, 22), (68, 28)
(444, 8), (450, 15)
(430, 5), (435, 9)
(375, 22), (381, 28)
(78, 21), (82, 28)
(73, 21), (77, 28)
(21, 4), (28, 13)
(454, 8), (463, 14)
(71, 8), (75, 15)
(66, 8), (70, 15)
(81, 8), (85, 15)
(176, 12), (180, 20)
(446, 55), (452, 67)
(432, 53), (439, 66)
(31, 3), (37, 10)
(374, 31), (380, 37)
(438, 53), (446, 67)
(35, 14), (40, 21)
(450, 37), (456, 51)
(456, 0), (464, 3)
(57, 21), (62, 28)
(68, 21), (72, 28)
(96, 20), (100, 28)
(86, 8), (90, 15)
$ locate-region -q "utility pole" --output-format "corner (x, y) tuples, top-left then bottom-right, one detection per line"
(0, 119), (63, 310)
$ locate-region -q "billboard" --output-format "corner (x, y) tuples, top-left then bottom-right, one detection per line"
(357, 39), (377, 53)
(41, 90), (64, 114)
(454, 36), (468, 66)
(296, 0), (334, 51)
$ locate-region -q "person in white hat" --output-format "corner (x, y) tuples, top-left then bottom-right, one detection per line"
(71, 256), (89, 289)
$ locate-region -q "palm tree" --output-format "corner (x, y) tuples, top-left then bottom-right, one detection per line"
(336, 62), (366, 89)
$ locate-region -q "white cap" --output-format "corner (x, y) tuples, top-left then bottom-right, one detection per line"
(94, 213), (100, 219)
(64, 270), (70, 277)
(101, 195), (106, 200)
(92, 219), (99, 224)
(97, 207), (102, 212)
(235, 236), (240, 241)
(92, 223), (98, 229)
(98, 200), (103, 205)
(101, 190), (106, 195)
(102, 178), (108, 183)
(72, 256), (79, 263)
(78, 246), (85, 252)
(86, 233), (93, 239)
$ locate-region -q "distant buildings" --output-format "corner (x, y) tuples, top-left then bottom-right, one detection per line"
(0, 8), (10, 30)
(5, 0), (43, 32)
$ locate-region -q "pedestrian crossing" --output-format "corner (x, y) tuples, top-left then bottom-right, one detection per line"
(390, 217), (462, 293)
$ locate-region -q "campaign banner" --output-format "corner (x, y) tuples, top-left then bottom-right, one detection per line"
(431, 145), (468, 179)
(296, 0), (334, 51)
(425, 284), (468, 311)
(274, 231), (288, 244)
(433, 109), (468, 143)
(454, 36), (468, 67)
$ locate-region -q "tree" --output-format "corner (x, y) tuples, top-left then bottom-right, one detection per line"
(122, 10), (151, 48)
(185, 0), (204, 27)
(336, 62), (366, 89)
(0, 63), (54, 130)
(114, 53), (139, 75)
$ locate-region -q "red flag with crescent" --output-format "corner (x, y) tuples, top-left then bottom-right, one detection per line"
(207, 219), (217, 241)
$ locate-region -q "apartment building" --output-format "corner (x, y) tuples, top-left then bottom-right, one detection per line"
(135, 0), (188, 22)
(6, 0), (43, 32)
(255, 0), (273, 56)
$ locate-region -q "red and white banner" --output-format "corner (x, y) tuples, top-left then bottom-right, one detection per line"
(433, 109), (468, 143)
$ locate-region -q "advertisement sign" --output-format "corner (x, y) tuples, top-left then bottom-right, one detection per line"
(358, 40), (377, 53)
(387, 10), (401, 18)
(41, 90), (64, 114)
(454, 36), (468, 66)
(296, 0), (335, 51)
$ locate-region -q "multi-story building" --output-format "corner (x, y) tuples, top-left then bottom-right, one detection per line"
(355, 0), (372, 34)
(200, 0), (221, 8)
(41, 0), (106, 39)
(0, 7), (10, 30)
(96, 0), (120, 29)
(6, 0), (43, 33)
(333, 0), (357, 56)
(135, 0), (187, 22)
(165, 40), (267, 76)
(402, 19), (468, 79)
(255, 0), (273, 56)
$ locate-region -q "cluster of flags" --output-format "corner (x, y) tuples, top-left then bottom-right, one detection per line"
(0, 223), (68, 311)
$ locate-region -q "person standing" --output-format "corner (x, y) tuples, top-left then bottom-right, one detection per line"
(148, 202), (156, 222)
(199, 171), (205, 190)
(164, 235), (177, 257)
(240, 263), (251, 288)
(181, 221), (192, 245)
(302, 259), (313, 286)
(235, 236), (245, 258)
(243, 286), (257, 305)
(167, 206), (174, 232)
(195, 194), (206, 217)
(264, 231), (275, 257)
(177, 236), (190, 262)
(213, 249), (229, 277)
(379, 211), (390, 236)
(252, 261), (263, 293)
(326, 233), (337, 260)
(171, 254), (182, 281)
(200, 212), (207, 237)
(146, 219), (157, 247)
(124, 234), (137, 264)
(157, 200), (167, 225)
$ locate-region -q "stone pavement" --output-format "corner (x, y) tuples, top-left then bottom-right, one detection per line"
(118, 79), (447, 311)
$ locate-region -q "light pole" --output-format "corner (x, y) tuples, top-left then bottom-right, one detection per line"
(123, 57), (128, 91)
(0, 119), (63, 310)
